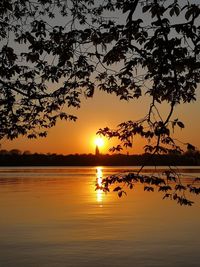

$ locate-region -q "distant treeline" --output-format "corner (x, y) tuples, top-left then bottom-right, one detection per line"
(0, 150), (200, 166)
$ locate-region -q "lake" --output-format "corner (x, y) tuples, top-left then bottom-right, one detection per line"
(0, 166), (200, 267)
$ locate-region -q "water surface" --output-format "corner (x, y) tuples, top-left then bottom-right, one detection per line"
(0, 166), (200, 267)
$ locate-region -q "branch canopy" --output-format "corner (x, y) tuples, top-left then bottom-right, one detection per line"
(0, 0), (199, 143)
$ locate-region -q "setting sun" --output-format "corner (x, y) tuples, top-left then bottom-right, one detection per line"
(94, 137), (104, 147)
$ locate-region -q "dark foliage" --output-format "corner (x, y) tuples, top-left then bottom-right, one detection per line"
(97, 168), (200, 206)
(0, 0), (199, 143)
(0, 151), (200, 166)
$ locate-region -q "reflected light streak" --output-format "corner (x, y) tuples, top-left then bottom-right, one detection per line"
(96, 167), (103, 204)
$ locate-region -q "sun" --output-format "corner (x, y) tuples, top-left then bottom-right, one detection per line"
(94, 137), (104, 147)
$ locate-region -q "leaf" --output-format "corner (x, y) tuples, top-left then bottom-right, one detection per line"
(118, 190), (126, 197)
(163, 193), (171, 199)
(187, 143), (195, 151)
(175, 184), (186, 191)
(177, 121), (185, 129)
(113, 186), (122, 192)
(118, 191), (122, 197)
(158, 185), (172, 192)
(188, 186), (200, 194)
(109, 145), (123, 153)
(185, 9), (193, 20)
(27, 134), (37, 139)
(144, 186), (154, 192)
(143, 5), (151, 13)
(169, 7), (175, 17)
(129, 183), (134, 189)
(174, 6), (180, 16)
(38, 132), (47, 137)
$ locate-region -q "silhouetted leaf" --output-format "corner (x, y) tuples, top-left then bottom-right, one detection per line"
(144, 186), (154, 192)
(118, 191), (123, 197)
(187, 143), (195, 151)
(177, 121), (185, 129)
(113, 186), (122, 192)
(175, 184), (186, 191)
(158, 186), (172, 192)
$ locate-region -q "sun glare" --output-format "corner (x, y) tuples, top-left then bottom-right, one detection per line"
(94, 137), (104, 147)
(96, 167), (103, 203)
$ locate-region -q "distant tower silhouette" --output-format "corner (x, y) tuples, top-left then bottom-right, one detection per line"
(95, 145), (100, 156)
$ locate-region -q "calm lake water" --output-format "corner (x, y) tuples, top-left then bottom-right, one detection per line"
(0, 166), (200, 267)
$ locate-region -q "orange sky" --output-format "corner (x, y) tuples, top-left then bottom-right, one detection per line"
(2, 87), (200, 155)
(1, 1), (200, 155)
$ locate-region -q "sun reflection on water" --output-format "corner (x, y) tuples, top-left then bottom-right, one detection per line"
(96, 167), (103, 204)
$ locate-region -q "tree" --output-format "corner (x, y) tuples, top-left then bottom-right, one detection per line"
(9, 149), (21, 155)
(0, 0), (200, 204)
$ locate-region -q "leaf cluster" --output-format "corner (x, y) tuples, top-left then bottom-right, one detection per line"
(0, 0), (199, 141)
(97, 169), (200, 206)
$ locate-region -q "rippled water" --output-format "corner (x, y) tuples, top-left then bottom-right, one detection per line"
(0, 166), (200, 267)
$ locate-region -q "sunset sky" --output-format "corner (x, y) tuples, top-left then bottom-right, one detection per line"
(2, 88), (200, 155)
(1, 0), (200, 155)
(1, 2), (200, 267)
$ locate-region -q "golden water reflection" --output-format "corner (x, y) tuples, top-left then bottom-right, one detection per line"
(96, 167), (103, 204)
(1, 167), (200, 267)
